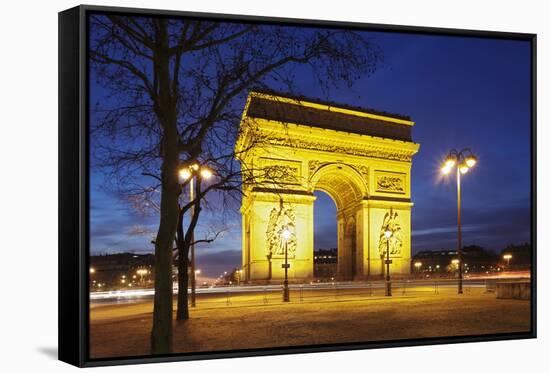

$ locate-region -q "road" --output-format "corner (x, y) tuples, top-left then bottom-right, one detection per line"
(89, 276), (528, 306)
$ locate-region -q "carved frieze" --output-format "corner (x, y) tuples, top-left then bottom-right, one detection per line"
(266, 165), (299, 184)
(375, 171), (406, 194)
(258, 158), (301, 185)
(308, 160), (326, 175)
(354, 165), (369, 180)
(263, 136), (413, 162)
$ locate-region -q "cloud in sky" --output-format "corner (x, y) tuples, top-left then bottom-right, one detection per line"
(413, 225), (482, 237)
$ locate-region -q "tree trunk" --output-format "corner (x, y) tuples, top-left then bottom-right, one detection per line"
(150, 19), (178, 355)
(176, 181), (203, 320)
(176, 256), (189, 320)
(151, 162), (178, 354)
(176, 209), (190, 320)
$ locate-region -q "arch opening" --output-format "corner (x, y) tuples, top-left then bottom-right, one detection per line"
(311, 163), (366, 281)
(313, 190), (338, 279)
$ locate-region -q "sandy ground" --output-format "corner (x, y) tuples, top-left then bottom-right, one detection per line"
(89, 287), (531, 359)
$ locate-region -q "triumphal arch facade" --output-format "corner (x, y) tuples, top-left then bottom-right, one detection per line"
(235, 91), (420, 282)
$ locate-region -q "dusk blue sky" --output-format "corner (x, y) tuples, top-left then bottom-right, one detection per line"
(90, 25), (532, 277)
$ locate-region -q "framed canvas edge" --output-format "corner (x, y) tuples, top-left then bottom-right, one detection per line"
(83, 332), (536, 368)
(78, 3), (536, 39)
(530, 32), (537, 340)
(59, 5), (86, 368)
(58, 4), (538, 368)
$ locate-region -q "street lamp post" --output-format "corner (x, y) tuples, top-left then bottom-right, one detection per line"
(440, 148), (477, 294)
(267, 252), (272, 281)
(414, 262), (422, 277)
(384, 229), (392, 296)
(189, 173), (196, 307)
(89, 268), (96, 290)
(237, 269), (242, 286)
(179, 163), (213, 308)
(451, 258), (460, 273)
(136, 268), (148, 284)
(503, 254), (512, 268)
(282, 227), (291, 302)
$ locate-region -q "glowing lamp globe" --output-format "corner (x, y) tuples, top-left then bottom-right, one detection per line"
(444, 156), (456, 168)
(465, 155), (477, 168)
(200, 168), (213, 179)
(179, 168), (191, 182)
(282, 228), (291, 240)
(441, 165), (451, 175)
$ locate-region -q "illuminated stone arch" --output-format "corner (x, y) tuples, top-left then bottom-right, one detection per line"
(236, 91), (420, 282)
(309, 163), (368, 210)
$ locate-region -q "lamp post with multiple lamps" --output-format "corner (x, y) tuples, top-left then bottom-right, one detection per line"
(136, 268), (148, 285)
(384, 229), (392, 297)
(178, 163), (213, 307)
(440, 149), (477, 294)
(281, 227), (291, 302)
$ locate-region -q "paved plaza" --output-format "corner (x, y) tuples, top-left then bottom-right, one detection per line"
(90, 286), (531, 359)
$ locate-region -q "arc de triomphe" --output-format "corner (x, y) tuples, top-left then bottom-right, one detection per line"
(235, 91), (420, 282)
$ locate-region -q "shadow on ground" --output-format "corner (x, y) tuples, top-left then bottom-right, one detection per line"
(37, 346), (58, 360)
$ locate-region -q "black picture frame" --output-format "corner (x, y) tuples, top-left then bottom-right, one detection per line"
(59, 4), (537, 367)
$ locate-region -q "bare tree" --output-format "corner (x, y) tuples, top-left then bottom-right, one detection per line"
(89, 14), (381, 354)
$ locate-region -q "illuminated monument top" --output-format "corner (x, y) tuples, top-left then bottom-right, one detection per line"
(236, 91), (420, 283)
(246, 92), (413, 141)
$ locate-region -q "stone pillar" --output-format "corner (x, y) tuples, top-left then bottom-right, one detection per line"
(242, 212), (250, 281)
(337, 204), (364, 281)
(244, 191), (315, 283)
(354, 206), (365, 279)
(363, 200), (412, 277)
(337, 212), (355, 280)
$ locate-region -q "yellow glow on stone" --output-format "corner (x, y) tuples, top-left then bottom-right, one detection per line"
(236, 92), (419, 282)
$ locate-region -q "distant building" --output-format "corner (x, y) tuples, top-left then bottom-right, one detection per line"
(500, 243), (531, 268)
(412, 245), (500, 274)
(314, 248), (338, 278)
(90, 252), (155, 289)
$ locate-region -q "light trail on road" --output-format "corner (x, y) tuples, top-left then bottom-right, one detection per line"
(89, 275), (529, 305)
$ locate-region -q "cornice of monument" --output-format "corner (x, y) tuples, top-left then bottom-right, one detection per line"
(240, 117), (420, 162)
